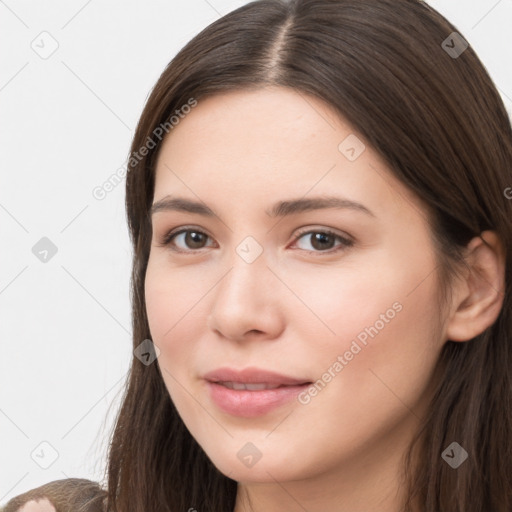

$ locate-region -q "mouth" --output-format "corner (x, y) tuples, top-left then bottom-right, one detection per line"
(202, 366), (312, 387)
(205, 380), (314, 417)
(202, 367), (313, 417)
(210, 381), (313, 391)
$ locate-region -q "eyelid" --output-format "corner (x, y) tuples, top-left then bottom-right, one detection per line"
(156, 224), (354, 254)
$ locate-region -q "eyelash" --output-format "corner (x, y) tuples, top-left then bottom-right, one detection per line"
(156, 226), (354, 256)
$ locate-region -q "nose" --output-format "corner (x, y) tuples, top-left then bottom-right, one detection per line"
(206, 250), (285, 342)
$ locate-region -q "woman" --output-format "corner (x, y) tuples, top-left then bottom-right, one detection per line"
(4, 0), (511, 510)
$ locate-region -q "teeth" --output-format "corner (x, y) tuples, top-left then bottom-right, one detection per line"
(220, 381), (282, 391)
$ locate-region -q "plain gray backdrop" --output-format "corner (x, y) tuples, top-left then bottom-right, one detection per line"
(1, 0), (511, 505)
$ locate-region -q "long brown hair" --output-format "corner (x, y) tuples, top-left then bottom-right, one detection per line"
(102, 1), (512, 510)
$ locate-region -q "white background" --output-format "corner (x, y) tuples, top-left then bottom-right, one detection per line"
(1, 0), (511, 505)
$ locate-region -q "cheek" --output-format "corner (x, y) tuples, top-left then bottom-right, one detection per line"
(278, 256), (398, 358)
(144, 259), (196, 341)
(292, 249), (442, 399)
(144, 260), (205, 384)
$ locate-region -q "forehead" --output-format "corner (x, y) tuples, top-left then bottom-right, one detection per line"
(153, 87), (427, 224)
(158, 86), (351, 160)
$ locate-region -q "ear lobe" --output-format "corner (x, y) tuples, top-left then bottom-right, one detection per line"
(445, 230), (506, 342)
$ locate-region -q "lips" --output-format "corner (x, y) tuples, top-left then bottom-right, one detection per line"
(205, 379), (312, 417)
(218, 382), (284, 390)
(203, 366), (312, 387)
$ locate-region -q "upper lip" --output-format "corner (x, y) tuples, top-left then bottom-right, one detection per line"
(203, 367), (312, 386)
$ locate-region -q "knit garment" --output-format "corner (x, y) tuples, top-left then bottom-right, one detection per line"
(0, 478), (107, 512)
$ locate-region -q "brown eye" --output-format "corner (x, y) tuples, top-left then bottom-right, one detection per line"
(292, 229), (354, 255)
(304, 232), (336, 250)
(180, 231), (208, 249)
(159, 228), (213, 252)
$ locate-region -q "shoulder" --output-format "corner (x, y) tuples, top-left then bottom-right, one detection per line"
(4, 498), (55, 512)
(1, 478), (107, 512)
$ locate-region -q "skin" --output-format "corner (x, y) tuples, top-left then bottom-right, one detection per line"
(145, 86), (505, 512)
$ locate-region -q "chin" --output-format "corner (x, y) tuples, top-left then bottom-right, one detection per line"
(205, 446), (308, 483)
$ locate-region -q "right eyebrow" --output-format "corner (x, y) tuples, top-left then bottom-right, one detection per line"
(150, 196), (216, 217)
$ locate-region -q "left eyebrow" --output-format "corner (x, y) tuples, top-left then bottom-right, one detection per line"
(150, 195), (376, 218)
(266, 196), (376, 218)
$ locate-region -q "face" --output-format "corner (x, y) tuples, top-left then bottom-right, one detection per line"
(144, 86), (445, 487)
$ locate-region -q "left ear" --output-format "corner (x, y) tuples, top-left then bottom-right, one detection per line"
(445, 230), (506, 342)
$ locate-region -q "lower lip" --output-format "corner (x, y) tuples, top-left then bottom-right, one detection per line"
(205, 381), (311, 418)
